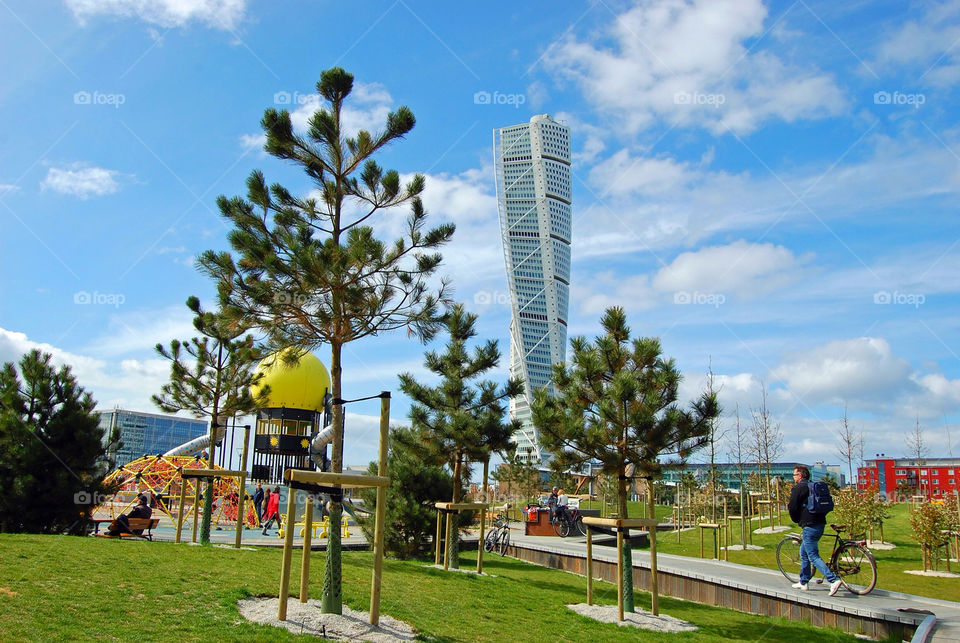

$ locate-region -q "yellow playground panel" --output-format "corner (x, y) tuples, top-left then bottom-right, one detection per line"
(97, 454), (258, 528)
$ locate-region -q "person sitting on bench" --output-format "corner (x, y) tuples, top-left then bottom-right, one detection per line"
(107, 493), (153, 536)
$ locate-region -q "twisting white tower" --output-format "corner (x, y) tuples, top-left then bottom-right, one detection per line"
(494, 114), (572, 464)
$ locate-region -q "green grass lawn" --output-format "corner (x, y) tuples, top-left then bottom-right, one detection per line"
(0, 534), (866, 642)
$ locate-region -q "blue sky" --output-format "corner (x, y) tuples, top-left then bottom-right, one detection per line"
(2, 0), (959, 473)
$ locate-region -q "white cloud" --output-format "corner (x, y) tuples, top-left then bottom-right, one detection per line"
(588, 149), (693, 197)
(82, 305), (196, 357)
(40, 164), (123, 199)
(542, 0), (845, 134)
(239, 133), (266, 153)
(771, 337), (914, 405)
(651, 240), (809, 298)
(65, 0), (247, 31)
(0, 183), (18, 195)
(875, 0), (960, 87)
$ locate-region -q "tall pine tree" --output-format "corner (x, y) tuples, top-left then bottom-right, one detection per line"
(399, 304), (522, 568)
(0, 350), (117, 533)
(198, 67), (454, 612)
(153, 296), (267, 543)
(532, 307), (719, 613)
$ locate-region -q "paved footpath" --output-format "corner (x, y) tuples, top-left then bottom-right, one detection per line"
(504, 526), (960, 642)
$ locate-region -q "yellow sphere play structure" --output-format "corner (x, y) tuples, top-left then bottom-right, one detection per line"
(96, 454), (258, 528)
(250, 348), (331, 484)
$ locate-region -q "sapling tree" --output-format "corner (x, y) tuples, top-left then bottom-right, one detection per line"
(153, 296), (267, 543)
(198, 67), (454, 612)
(532, 307), (720, 614)
(399, 304), (522, 568)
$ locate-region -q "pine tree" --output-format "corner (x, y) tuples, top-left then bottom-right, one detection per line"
(532, 307), (720, 613)
(358, 425), (455, 559)
(399, 304), (522, 568)
(198, 67), (454, 612)
(153, 296), (267, 543)
(0, 350), (117, 533)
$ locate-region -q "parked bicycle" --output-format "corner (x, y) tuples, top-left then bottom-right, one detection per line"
(551, 506), (587, 537)
(483, 513), (510, 556)
(776, 523), (878, 594)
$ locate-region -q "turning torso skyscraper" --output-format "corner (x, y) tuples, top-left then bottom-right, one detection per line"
(494, 114), (572, 464)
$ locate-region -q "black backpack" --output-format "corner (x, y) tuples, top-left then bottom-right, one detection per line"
(806, 480), (834, 514)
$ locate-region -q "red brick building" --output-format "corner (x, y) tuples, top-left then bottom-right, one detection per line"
(858, 456), (960, 500)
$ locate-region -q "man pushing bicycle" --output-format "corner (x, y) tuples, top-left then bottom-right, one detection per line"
(787, 465), (843, 596)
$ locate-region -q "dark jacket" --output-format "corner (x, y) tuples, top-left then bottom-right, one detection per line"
(788, 481), (825, 527)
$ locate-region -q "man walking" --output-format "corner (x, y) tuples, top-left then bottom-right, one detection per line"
(787, 465), (842, 595)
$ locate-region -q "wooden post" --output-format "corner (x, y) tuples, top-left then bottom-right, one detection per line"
(616, 526), (624, 622)
(175, 478), (187, 544)
(699, 524), (704, 558)
(191, 481), (201, 543)
(647, 493), (660, 617)
(586, 527), (593, 605)
(369, 392), (390, 626)
(235, 424), (252, 549)
(477, 458), (489, 575)
(278, 487), (298, 621)
(299, 495), (314, 603)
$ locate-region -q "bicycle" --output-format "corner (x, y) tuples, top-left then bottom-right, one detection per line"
(483, 514), (510, 556)
(551, 506), (586, 538)
(776, 523), (878, 594)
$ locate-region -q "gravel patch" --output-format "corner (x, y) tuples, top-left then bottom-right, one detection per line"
(723, 544), (765, 551)
(238, 597), (416, 641)
(567, 603), (697, 633)
(425, 564), (490, 576)
(865, 541), (896, 550)
(753, 526), (791, 534)
(904, 570), (960, 578)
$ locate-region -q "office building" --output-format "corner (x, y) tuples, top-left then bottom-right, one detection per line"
(494, 114), (571, 464)
(96, 408), (209, 468)
(859, 455), (960, 500)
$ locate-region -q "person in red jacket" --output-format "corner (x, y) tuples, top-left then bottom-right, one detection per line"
(261, 486), (281, 535)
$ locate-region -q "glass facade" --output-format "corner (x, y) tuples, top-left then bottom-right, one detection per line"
(97, 409), (209, 467)
(495, 114), (571, 464)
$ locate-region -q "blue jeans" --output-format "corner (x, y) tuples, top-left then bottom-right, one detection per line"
(800, 524), (838, 583)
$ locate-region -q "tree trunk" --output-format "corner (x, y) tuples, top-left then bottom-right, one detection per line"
(322, 340), (344, 614)
(447, 455), (462, 569)
(618, 471), (634, 613)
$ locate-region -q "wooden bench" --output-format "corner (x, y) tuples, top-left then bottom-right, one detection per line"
(92, 517), (160, 540)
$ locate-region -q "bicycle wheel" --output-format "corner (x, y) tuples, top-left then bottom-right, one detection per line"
(832, 542), (877, 595)
(776, 535), (803, 583)
(573, 516), (586, 537)
(483, 527), (498, 553)
(498, 528), (510, 555)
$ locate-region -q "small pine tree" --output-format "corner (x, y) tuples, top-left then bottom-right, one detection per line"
(399, 304), (522, 568)
(199, 67), (454, 613)
(0, 350), (118, 533)
(532, 307), (720, 614)
(359, 425), (454, 559)
(153, 296), (267, 543)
